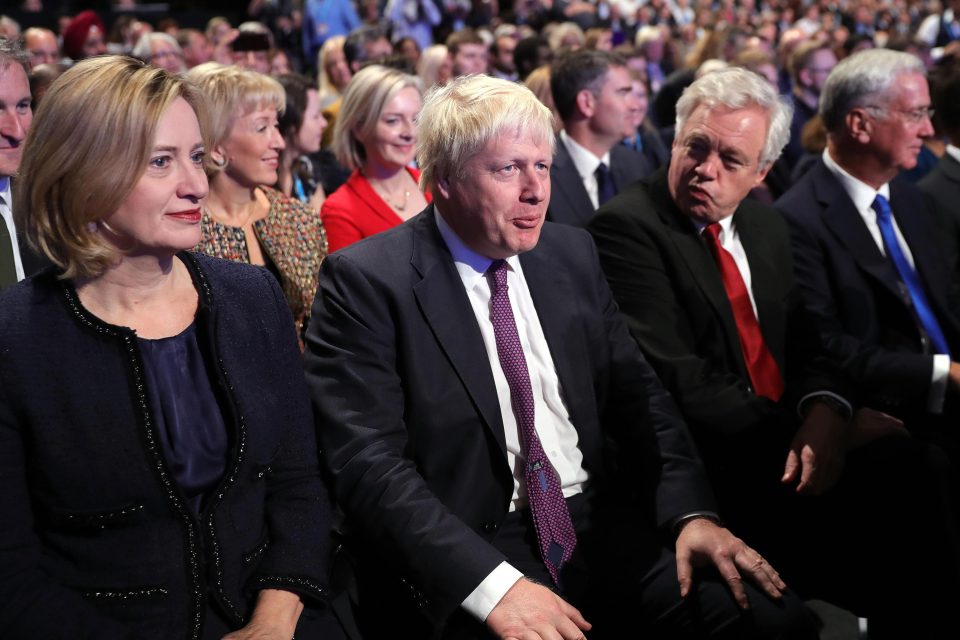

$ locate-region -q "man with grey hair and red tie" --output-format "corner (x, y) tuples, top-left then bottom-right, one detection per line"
(305, 73), (816, 639)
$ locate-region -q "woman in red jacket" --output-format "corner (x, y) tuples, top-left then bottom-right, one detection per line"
(321, 65), (429, 252)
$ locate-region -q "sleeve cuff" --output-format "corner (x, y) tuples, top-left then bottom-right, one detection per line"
(797, 391), (852, 422)
(460, 562), (524, 622)
(928, 354), (950, 414)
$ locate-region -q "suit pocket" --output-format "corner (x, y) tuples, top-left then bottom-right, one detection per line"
(46, 503), (146, 531)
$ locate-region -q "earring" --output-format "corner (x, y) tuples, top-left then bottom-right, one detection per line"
(86, 221), (97, 233)
(213, 155), (227, 168)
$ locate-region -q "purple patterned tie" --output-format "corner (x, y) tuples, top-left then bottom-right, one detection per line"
(486, 259), (577, 585)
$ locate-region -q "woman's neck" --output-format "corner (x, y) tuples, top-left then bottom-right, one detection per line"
(206, 175), (265, 226)
(75, 253), (185, 321)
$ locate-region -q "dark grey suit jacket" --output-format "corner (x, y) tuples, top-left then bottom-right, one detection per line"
(547, 136), (652, 228)
(304, 205), (713, 631)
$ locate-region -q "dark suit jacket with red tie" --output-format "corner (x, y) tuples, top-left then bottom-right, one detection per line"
(303, 204), (714, 635)
(775, 158), (960, 421)
(588, 169), (836, 461)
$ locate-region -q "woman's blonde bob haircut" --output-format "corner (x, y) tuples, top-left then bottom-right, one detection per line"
(15, 55), (210, 280)
(416, 74), (556, 192)
(186, 62), (285, 173)
(331, 64), (421, 171)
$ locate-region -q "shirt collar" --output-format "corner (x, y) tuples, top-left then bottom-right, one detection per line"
(945, 144), (960, 164)
(822, 148), (890, 211)
(560, 129), (611, 180)
(435, 207), (521, 290)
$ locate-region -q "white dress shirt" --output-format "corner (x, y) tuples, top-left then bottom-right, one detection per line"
(822, 149), (949, 412)
(560, 129), (611, 210)
(0, 177), (26, 282)
(435, 210), (589, 621)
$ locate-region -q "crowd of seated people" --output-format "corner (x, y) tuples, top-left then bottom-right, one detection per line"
(2, 1), (960, 638)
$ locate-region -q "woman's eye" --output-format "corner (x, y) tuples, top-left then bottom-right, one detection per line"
(150, 156), (170, 169)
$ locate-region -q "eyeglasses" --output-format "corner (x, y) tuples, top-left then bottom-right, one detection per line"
(864, 105), (935, 124)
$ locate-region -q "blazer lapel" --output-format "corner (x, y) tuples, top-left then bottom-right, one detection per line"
(549, 140), (595, 226)
(649, 175), (746, 373)
(519, 244), (592, 434)
(736, 207), (787, 365)
(350, 171), (405, 228)
(410, 208), (508, 455)
(889, 182), (960, 336)
(813, 163), (905, 301)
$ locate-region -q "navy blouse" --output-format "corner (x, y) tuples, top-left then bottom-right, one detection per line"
(138, 323), (228, 514)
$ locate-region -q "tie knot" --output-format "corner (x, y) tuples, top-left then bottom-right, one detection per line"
(703, 222), (722, 243)
(595, 162), (609, 178)
(872, 194), (891, 222)
(486, 259), (509, 294)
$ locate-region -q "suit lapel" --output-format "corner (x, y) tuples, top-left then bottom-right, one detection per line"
(813, 162), (905, 301)
(889, 182), (960, 336)
(519, 243), (592, 433)
(736, 207), (786, 365)
(410, 208), (508, 455)
(648, 174), (747, 375)
(550, 140), (595, 226)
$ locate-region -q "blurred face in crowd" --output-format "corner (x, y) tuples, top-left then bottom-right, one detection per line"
(0, 62), (32, 178)
(24, 29), (59, 67)
(293, 89), (327, 156)
(149, 40), (185, 74)
(233, 48), (270, 74)
(325, 47), (351, 90)
(270, 50), (292, 76)
(217, 103), (285, 187)
(588, 65), (642, 143)
(357, 86), (421, 170)
(181, 32), (212, 68)
(800, 48), (837, 95)
(102, 98), (208, 256)
(437, 129), (551, 260)
(83, 25), (107, 58)
(452, 43), (488, 77)
(493, 37), (516, 74)
(629, 78), (649, 129)
(668, 103), (771, 223)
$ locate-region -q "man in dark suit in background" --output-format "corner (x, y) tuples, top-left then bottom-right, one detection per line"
(547, 50), (652, 228)
(0, 39), (34, 289)
(776, 49), (960, 457)
(920, 62), (960, 274)
(590, 66), (960, 639)
(305, 74), (813, 640)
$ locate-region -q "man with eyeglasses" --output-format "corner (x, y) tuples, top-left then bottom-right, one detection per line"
(782, 41), (836, 171)
(776, 49), (960, 478)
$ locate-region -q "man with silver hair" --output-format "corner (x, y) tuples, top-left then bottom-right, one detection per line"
(776, 50), (960, 466)
(593, 65), (960, 639)
(306, 73), (814, 639)
(775, 49), (960, 638)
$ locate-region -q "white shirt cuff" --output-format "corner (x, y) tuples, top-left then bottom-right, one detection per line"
(460, 562), (524, 622)
(927, 354), (950, 414)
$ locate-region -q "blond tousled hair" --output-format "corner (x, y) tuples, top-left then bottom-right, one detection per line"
(416, 74), (556, 191)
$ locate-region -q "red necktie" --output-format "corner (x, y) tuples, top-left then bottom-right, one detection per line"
(703, 223), (784, 401)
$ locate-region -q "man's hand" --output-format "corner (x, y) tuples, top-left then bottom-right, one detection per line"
(847, 407), (909, 450)
(486, 578), (591, 640)
(781, 401), (847, 495)
(675, 518), (786, 609)
(221, 589), (303, 640)
(948, 362), (960, 391)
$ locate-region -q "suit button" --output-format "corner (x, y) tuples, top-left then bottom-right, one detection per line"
(481, 521), (499, 533)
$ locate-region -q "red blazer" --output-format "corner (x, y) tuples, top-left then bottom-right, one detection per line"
(321, 167), (431, 253)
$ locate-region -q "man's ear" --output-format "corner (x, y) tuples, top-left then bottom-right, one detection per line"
(436, 174), (452, 200)
(575, 88), (596, 118)
(846, 108), (872, 144)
